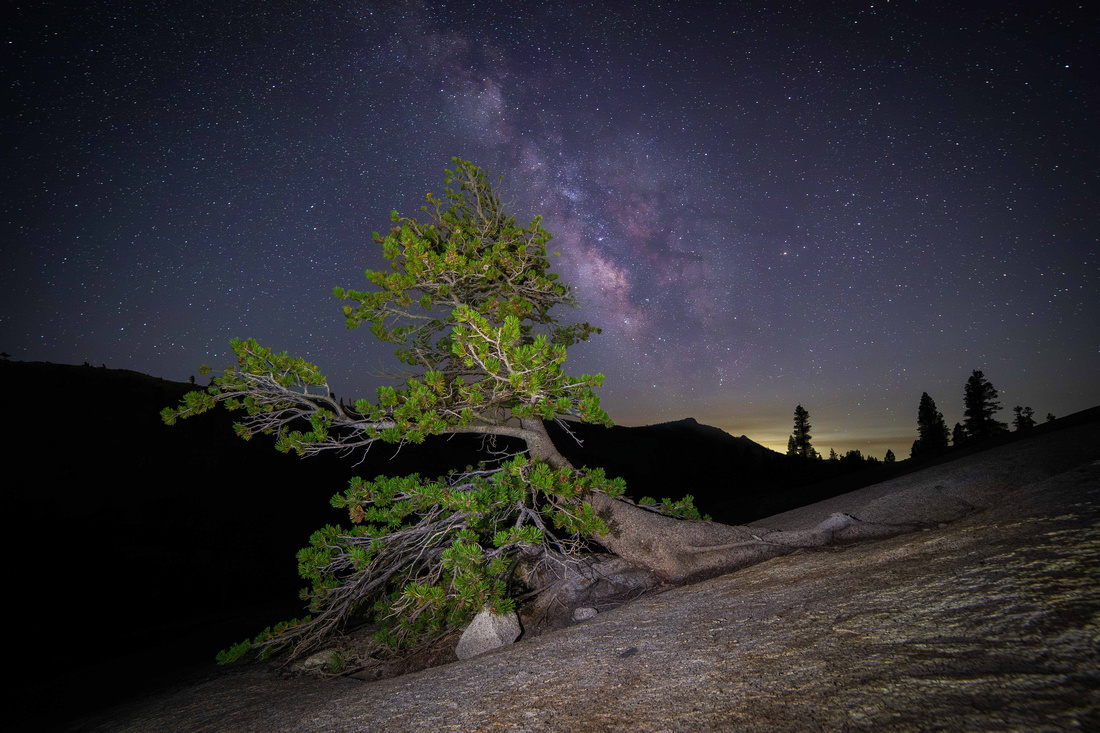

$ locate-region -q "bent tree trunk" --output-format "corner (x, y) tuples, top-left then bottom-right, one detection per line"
(520, 419), (916, 586)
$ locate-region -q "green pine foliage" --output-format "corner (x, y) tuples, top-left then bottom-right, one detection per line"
(637, 495), (711, 521)
(215, 639), (252, 665)
(292, 457), (626, 652)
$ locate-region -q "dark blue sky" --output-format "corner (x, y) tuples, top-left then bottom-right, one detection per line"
(4, 1), (1097, 457)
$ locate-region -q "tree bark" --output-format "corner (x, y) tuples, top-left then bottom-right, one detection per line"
(519, 418), (782, 582)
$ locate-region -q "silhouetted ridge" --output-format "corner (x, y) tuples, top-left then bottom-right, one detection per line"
(648, 416), (699, 427)
(639, 417), (771, 455)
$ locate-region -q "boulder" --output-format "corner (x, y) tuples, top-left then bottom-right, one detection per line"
(455, 608), (522, 660)
(300, 649), (341, 671)
(572, 607), (598, 621)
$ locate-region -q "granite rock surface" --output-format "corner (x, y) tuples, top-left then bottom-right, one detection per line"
(78, 424), (1100, 732)
(455, 609), (523, 660)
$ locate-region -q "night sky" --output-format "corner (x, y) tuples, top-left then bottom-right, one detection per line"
(4, 1), (1097, 458)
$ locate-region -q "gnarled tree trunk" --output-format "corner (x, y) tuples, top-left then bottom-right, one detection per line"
(519, 418), (916, 586)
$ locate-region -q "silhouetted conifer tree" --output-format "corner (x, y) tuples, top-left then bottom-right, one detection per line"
(951, 422), (966, 448)
(788, 404), (816, 458)
(963, 370), (1007, 442)
(911, 391), (949, 460)
(884, 449), (896, 463)
(1013, 405), (1036, 432)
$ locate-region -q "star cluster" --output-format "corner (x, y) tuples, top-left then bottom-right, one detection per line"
(3, 1), (1096, 457)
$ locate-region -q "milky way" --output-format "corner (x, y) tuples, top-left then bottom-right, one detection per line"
(4, 1), (1097, 457)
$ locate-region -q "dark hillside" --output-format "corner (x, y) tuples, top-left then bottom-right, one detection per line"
(4, 361), (512, 727)
(546, 417), (790, 523)
(545, 416), (915, 524)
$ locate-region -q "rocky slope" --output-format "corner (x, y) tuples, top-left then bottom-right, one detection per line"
(69, 415), (1100, 731)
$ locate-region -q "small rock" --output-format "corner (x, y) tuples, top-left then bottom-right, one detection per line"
(456, 608), (522, 660)
(573, 607), (598, 621)
(301, 650), (339, 670)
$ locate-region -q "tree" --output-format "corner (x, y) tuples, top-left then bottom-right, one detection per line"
(951, 422), (966, 448)
(911, 392), (949, 460)
(963, 370), (1007, 442)
(1046, 413), (1056, 423)
(1013, 405), (1036, 432)
(841, 449), (864, 465)
(164, 159), (860, 662)
(884, 449), (895, 464)
(788, 404), (816, 459)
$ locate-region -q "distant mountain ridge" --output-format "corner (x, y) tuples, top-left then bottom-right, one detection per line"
(641, 416), (772, 451)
